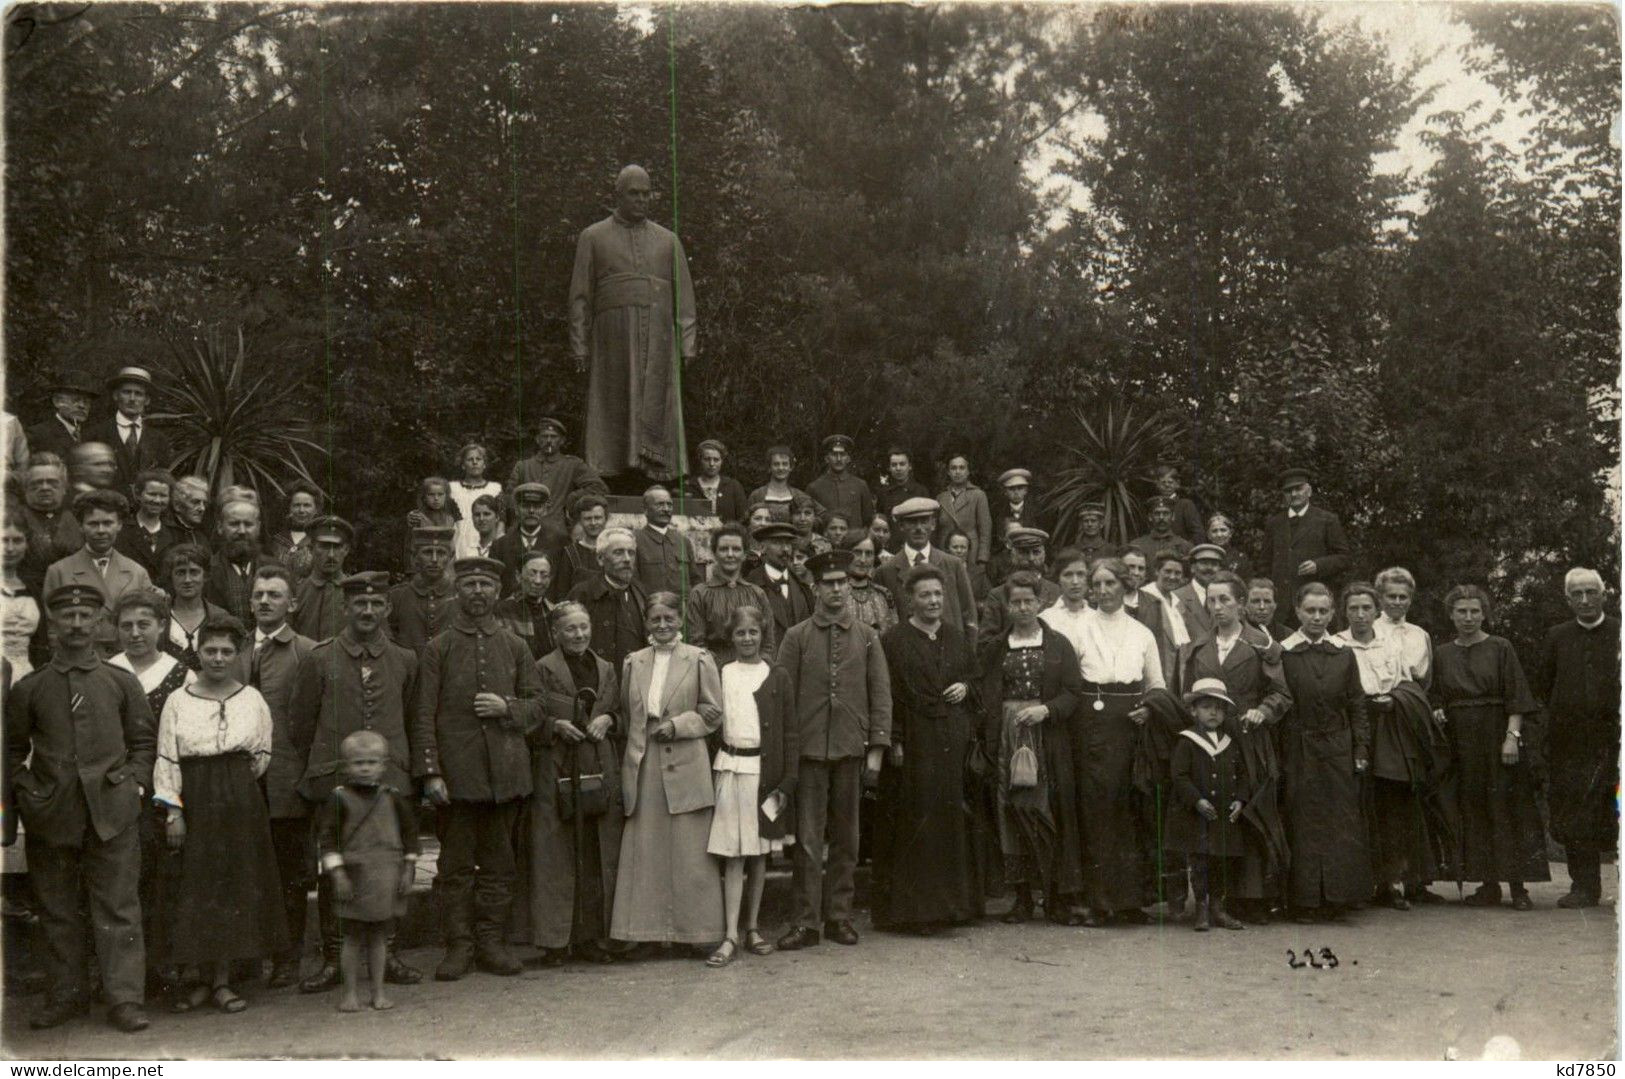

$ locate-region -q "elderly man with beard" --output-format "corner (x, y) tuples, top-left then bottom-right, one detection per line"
(633, 485), (700, 597)
(684, 523), (777, 663)
(290, 571), (424, 993)
(16, 455), (82, 588)
(414, 557), (544, 981)
(204, 498), (267, 625)
(565, 527), (647, 675)
(292, 517), (353, 642)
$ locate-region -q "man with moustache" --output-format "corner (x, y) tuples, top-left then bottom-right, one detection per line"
(877, 498), (977, 641)
(414, 557), (544, 981)
(491, 483), (568, 598)
(85, 367), (171, 494)
(292, 517), (353, 642)
(204, 497), (267, 625)
(24, 373), (94, 460)
(290, 571), (424, 992)
(506, 418), (609, 535)
(746, 521), (813, 646)
(565, 527), (647, 675)
(633, 485), (700, 596)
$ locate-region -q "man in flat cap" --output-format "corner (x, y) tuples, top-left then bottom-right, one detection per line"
(415, 557), (544, 981)
(682, 438), (748, 524)
(388, 526), (457, 654)
(492, 482), (568, 598)
(807, 435), (875, 534)
(1132, 496), (1193, 565)
(633, 485), (701, 596)
(238, 564), (317, 989)
(775, 548), (892, 951)
(506, 418), (608, 535)
(290, 570), (424, 992)
(25, 372), (95, 461)
(44, 490), (153, 657)
(976, 526), (1061, 648)
(1174, 543), (1228, 641)
(876, 497), (976, 641)
(292, 516), (354, 642)
(745, 520), (812, 645)
(1259, 467), (1352, 615)
(85, 367), (171, 494)
(569, 164), (698, 485)
(993, 468), (1047, 539)
(5, 583), (156, 1033)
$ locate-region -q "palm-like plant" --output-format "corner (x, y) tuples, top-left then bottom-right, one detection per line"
(149, 326), (328, 501)
(1044, 397), (1186, 546)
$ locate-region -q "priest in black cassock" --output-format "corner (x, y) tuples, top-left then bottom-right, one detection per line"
(1533, 567), (1620, 909)
(873, 563), (982, 933)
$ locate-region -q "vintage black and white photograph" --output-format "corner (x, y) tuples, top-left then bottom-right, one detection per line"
(0, 0), (1618, 1062)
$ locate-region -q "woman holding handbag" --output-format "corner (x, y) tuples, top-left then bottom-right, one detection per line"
(705, 606), (798, 967)
(516, 602), (623, 964)
(977, 571), (1083, 925)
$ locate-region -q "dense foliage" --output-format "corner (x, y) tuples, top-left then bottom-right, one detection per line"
(4, 2), (1617, 651)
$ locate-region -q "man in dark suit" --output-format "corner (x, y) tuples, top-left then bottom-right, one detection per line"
(632, 484), (701, 596)
(992, 468), (1046, 539)
(16, 455), (82, 589)
(83, 367), (172, 494)
(491, 482), (568, 597)
(1259, 467), (1353, 615)
(205, 496), (268, 625)
(4, 583), (156, 1033)
(746, 521), (812, 644)
(564, 527), (648, 674)
(24, 373), (95, 462)
(682, 437), (748, 523)
(876, 497), (977, 641)
(43, 490), (154, 657)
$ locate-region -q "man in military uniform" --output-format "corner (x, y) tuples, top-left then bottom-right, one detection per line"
(1073, 501), (1113, 567)
(289, 571), (423, 992)
(388, 526), (457, 653)
(292, 516), (353, 642)
(807, 434), (875, 533)
(978, 527), (1062, 648)
(414, 557), (544, 981)
(4, 583), (156, 1033)
(506, 418), (608, 533)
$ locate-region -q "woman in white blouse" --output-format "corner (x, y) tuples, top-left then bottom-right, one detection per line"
(1374, 566), (1433, 689)
(449, 442), (504, 558)
(154, 616), (286, 1014)
(1042, 552), (1165, 926)
(1337, 581), (1441, 910)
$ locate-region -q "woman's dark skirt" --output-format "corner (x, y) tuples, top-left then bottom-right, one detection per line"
(163, 753), (289, 967)
(1447, 703), (1550, 885)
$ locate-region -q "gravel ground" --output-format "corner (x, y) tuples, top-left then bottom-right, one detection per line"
(4, 870), (1615, 1061)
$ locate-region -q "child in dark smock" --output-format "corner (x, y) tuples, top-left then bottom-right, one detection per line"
(1167, 679), (1253, 932)
(315, 730), (421, 1012)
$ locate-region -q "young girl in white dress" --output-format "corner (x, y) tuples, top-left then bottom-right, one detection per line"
(705, 605), (797, 967)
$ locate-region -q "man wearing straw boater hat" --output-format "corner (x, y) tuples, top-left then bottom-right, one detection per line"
(85, 366), (171, 494)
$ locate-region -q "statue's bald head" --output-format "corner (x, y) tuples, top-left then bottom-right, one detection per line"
(616, 164), (651, 194)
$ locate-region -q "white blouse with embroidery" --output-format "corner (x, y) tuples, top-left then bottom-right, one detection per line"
(154, 685), (273, 808)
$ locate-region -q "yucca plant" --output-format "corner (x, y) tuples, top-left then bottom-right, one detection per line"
(148, 326), (329, 501)
(1044, 397), (1186, 546)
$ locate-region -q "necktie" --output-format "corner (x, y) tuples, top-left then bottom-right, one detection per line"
(94, 557), (109, 576)
(125, 422), (141, 455)
(913, 551), (925, 567)
(250, 637), (270, 688)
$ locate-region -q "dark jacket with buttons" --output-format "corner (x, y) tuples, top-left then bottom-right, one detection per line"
(776, 606), (892, 761)
(413, 612), (545, 802)
(237, 623), (317, 818)
(1165, 730), (1253, 857)
(290, 629), (419, 804)
(4, 655), (156, 847)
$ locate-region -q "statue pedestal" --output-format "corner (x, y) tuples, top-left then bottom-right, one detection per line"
(604, 495), (719, 571)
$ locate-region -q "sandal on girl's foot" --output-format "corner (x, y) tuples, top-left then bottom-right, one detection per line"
(743, 930), (774, 956)
(705, 939), (738, 968)
(171, 983), (210, 1013)
(210, 986), (247, 1014)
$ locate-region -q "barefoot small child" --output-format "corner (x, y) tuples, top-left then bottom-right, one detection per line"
(1168, 678), (1252, 932)
(316, 730), (422, 1010)
(705, 606), (797, 967)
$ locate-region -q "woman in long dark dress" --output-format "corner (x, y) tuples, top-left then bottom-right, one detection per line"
(108, 588), (195, 996)
(514, 602), (623, 964)
(876, 564), (982, 933)
(1177, 572), (1293, 924)
(1431, 584), (1548, 910)
(978, 571), (1082, 924)
(154, 615), (287, 1014)
(1277, 582), (1371, 922)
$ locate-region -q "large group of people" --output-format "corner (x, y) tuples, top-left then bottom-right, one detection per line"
(1, 376), (1618, 1039)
